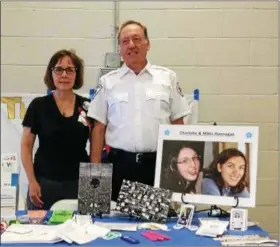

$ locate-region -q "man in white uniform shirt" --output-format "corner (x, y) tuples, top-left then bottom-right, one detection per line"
(87, 20), (190, 201)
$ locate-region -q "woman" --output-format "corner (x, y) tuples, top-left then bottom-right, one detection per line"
(201, 148), (250, 198)
(21, 49), (92, 210)
(162, 145), (203, 194)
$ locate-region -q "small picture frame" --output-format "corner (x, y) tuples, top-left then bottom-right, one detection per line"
(230, 208), (248, 231)
(177, 204), (195, 228)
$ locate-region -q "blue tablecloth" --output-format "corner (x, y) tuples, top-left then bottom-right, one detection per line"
(1, 210), (271, 246)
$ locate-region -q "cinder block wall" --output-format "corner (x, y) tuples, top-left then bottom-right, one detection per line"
(1, 1), (278, 239)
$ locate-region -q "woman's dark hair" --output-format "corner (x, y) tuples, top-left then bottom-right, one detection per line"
(203, 148), (248, 195)
(167, 144), (203, 194)
(44, 49), (84, 90)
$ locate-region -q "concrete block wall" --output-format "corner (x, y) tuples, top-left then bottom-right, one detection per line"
(1, 1), (278, 239)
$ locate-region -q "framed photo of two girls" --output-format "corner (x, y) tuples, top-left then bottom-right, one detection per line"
(154, 124), (259, 208)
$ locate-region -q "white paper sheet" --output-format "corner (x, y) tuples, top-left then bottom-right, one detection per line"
(1, 224), (63, 244)
(196, 221), (229, 237)
(94, 222), (138, 231)
(57, 219), (110, 245)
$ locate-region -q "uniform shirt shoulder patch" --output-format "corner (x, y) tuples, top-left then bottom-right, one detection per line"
(176, 82), (184, 97)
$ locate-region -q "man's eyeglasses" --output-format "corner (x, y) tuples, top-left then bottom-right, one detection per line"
(52, 67), (77, 75)
(177, 155), (201, 165)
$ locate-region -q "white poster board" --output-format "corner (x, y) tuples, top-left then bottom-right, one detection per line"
(1, 93), (43, 209)
(154, 124), (259, 208)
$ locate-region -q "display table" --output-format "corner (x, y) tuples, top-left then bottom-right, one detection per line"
(1, 210), (272, 246)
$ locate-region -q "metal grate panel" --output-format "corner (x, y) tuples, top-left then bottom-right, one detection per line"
(99, 68), (117, 78)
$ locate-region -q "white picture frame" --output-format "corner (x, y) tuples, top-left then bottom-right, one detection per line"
(154, 125), (259, 208)
(177, 204), (195, 228)
(230, 208), (248, 231)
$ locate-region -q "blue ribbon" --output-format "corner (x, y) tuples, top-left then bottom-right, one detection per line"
(193, 89), (199, 101)
(89, 88), (95, 100)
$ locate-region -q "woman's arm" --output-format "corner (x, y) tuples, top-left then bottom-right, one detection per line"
(90, 120), (106, 163)
(21, 127), (43, 208)
(21, 127), (36, 183)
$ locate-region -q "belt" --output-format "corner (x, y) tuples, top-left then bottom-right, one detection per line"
(110, 148), (157, 164)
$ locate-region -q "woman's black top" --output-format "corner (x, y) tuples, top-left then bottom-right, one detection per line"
(22, 93), (91, 181)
